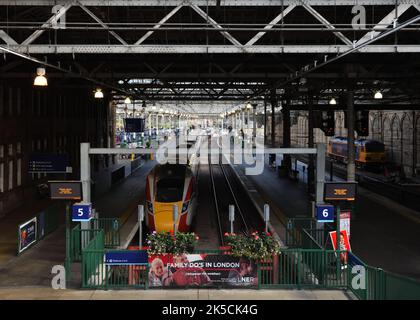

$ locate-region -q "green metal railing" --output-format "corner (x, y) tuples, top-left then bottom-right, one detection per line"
(78, 229), (420, 298)
(90, 218), (120, 247)
(70, 225), (103, 262)
(347, 252), (420, 300)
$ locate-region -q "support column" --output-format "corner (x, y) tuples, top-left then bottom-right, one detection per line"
(282, 99), (292, 171)
(148, 113), (152, 136)
(270, 89), (276, 147)
(308, 95), (315, 194)
(155, 113), (159, 136)
(80, 142), (91, 249)
(264, 100), (267, 142)
(346, 91), (356, 181)
(252, 103), (257, 152)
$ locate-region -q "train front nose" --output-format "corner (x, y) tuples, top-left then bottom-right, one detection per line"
(153, 202), (182, 232)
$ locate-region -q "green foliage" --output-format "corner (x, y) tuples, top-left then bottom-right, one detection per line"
(146, 231), (198, 255)
(224, 231), (281, 260)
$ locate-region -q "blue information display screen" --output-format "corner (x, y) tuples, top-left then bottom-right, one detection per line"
(105, 250), (148, 265)
(29, 154), (69, 173)
(124, 118), (145, 132)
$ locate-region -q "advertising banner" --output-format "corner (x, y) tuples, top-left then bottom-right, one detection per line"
(340, 211), (351, 239)
(18, 217), (37, 254)
(148, 254), (258, 288)
(329, 230), (351, 264)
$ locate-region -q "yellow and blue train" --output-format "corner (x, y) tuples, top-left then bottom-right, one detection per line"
(327, 137), (386, 166)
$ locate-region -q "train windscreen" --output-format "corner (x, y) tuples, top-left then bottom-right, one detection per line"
(365, 143), (385, 152)
(156, 178), (185, 202)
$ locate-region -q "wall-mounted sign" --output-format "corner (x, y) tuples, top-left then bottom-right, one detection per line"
(105, 250), (148, 265)
(316, 204), (334, 223)
(324, 182), (357, 201)
(29, 154), (71, 173)
(18, 217), (37, 254)
(49, 181), (82, 200)
(72, 203), (93, 222)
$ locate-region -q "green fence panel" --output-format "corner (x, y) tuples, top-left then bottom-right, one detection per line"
(90, 218), (120, 247)
(71, 226), (103, 262)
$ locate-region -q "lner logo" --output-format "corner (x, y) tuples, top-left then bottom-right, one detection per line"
(59, 188), (73, 195)
(334, 189), (347, 196)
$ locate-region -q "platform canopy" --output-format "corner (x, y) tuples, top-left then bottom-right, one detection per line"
(1, 0), (420, 113)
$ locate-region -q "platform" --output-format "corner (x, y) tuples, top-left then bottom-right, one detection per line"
(0, 287), (352, 300)
(232, 152), (420, 280)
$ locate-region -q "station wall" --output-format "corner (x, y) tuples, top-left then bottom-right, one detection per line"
(288, 110), (420, 177)
(0, 81), (116, 217)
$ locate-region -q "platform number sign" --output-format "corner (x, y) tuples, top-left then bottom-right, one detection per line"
(72, 203), (93, 222)
(316, 204), (334, 223)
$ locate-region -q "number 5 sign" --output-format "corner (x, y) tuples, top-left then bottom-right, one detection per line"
(316, 204), (334, 223)
(72, 203), (93, 222)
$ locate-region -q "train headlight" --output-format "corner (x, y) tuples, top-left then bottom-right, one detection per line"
(182, 201), (190, 213)
(146, 201), (154, 214)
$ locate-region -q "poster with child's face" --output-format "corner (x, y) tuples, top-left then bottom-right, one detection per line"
(148, 254), (257, 288)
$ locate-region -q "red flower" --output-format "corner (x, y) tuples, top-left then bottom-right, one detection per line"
(255, 235), (259, 240)
(195, 236), (200, 241)
(266, 232), (271, 236)
(224, 232), (229, 236)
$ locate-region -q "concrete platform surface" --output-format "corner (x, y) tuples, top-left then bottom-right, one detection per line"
(0, 287), (351, 300)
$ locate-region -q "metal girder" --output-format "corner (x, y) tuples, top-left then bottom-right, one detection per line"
(189, 3), (242, 47)
(21, 3), (72, 45)
(245, 5), (296, 46)
(134, 4), (183, 45)
(0, 30), (17, 45)
(356, 4), (413, 45)
(5, 44), (420, 54)
(77, 2), (128, 45)
(302, 3), (353, 46)
(2, 1), (417, 6)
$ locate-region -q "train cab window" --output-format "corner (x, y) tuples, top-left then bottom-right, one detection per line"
(156, 178), (184, 202)
(365, 143), (385, 153)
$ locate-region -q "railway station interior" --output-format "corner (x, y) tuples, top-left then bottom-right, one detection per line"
(1, 0), (420, 302)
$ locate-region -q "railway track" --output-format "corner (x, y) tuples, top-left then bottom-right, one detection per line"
(295, 154), (420, 212)
(208, 146), (265, 246)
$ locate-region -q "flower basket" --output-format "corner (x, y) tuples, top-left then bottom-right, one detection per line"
(223, 231), (281, 261)
(146, 231), (199, 256)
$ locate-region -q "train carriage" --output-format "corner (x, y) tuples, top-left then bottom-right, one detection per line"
(327, 137), (386, 166)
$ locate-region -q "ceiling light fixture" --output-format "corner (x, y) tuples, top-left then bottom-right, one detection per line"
(33, 67), (48, 86)
(94, 88), (104, 99)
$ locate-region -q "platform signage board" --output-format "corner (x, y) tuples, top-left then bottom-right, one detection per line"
(316, 204), (334, 222)
(29, 154), (70, 173)
(18, 217), (37, 254)
(105, 250), (148, 265)
(324, 182), (357, 201)
(72, 203), (93, 222)
(49, 181), (82, 201)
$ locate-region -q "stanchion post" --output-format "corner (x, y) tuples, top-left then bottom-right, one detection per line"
(65, 201), (71, 282)
(229, 205), (235, 234)
(173, 204), (178, 236)
(336, 204), (341, 280)
(138, 205), (144, 249)
(264, 204), (270, 233)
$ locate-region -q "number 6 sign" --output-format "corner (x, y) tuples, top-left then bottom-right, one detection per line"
(316, 204), (334, 222)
